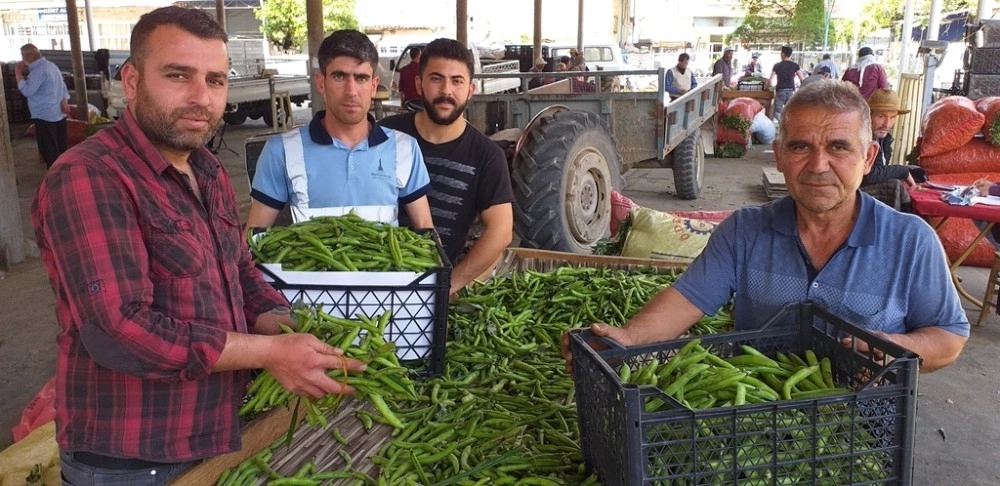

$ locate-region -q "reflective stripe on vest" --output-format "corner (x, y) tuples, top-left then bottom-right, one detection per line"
(282, 129), (399, 225)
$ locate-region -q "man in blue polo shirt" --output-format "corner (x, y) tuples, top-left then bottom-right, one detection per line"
(563, 80), (969, 374)
(247, 30), (433, 229)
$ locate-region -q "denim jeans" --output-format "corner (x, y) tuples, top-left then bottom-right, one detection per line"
(773, 89), (795, 121)
(60, 451), (199, 486)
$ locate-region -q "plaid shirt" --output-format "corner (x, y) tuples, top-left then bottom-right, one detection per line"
(32, 109), (288, 462)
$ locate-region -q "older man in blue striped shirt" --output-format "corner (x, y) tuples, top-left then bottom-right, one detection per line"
(17, 43), (70, 168)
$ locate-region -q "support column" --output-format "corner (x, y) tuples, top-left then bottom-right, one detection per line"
(927, 0), (942, 41)
(533, 0), (542, 63)
(85, 0), (96, 49)
(66, 0), (89, 121)
(0, 85), (24, 271)
(457, 0), (468, 46)
(306, 0), (323, 115)
(899, 0), (915, 79)
(577, 0), (584, 52)
(977, 0), (994, 46)
(215, 0), (227, 31)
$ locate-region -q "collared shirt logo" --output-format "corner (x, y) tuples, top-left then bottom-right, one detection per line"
(371, 158), (391, 180)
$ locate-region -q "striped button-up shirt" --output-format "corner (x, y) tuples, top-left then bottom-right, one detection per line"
(32, 109), (288, 462)
(17, 56), (68, 122)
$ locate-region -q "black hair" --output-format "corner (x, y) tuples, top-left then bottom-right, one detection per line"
(678, 53), (690, 62)
(822, 53), (831, 60)
(418, 38), (474, 77)
(317, 29), (379, 74)
(408, 46), (422, 58)
(781, 46), (793, 57)
(130, 6), (227, 69)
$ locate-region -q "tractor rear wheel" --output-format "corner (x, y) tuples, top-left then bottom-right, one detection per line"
(513, 110), (622, 253)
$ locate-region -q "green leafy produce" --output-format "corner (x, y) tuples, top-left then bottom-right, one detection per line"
(591, 212), (633, 256)
(717, 142), (746, 158)
(720, 114), (753, 134)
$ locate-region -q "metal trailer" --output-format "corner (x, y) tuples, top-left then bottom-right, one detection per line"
(464, 69), (723, 253)
(104, 61), (310, 127)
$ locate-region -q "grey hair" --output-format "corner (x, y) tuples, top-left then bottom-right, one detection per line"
(20, 43), (41, 61)
(777, 80), (872, 146)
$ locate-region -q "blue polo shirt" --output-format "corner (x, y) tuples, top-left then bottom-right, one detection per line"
(251, 111), (430, 219)
(675, 194), (970, 338)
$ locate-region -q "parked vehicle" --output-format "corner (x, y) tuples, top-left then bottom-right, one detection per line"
(386, 42), (521, 105)
(104, 39), (311, 127)
(465, 69), (723, 253)
(104, 63), (310, 127)
(38, 48), (129, 116)
(546, 43), (629, 72)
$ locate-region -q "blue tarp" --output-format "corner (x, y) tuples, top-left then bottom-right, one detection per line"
(910, 11), (970, 43)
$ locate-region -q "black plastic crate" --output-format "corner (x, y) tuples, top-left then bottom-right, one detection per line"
(570, 301), (920, 485)
(256, 229), (450, 377)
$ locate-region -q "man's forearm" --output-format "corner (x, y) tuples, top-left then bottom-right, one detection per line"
(404, 197), (434, 229)
(621, 287), (705, 346)
(450, 226), (511, 294)
(886, 327), (967, 373)
(213, 332), (271, 372)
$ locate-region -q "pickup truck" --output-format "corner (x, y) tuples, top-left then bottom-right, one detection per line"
(104, 62), (310, 127)
(383, 42), (521, 110)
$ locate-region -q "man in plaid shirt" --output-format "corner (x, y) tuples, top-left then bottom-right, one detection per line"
(31, 7), (365, 484)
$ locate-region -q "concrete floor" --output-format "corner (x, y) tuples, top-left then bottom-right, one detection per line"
(1, 108), (998, 485)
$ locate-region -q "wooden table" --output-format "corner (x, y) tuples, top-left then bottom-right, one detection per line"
(909, 185), (1000, 311)
(721, 89), (775, 119)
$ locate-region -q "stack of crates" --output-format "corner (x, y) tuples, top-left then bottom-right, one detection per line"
(3, 62), (30, 124)
(967, 20), (1000, 98)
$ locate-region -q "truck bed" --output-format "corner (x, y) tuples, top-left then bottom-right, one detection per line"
(225, 75), (311, 104)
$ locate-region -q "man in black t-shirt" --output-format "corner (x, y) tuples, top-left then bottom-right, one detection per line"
(380, 38), (514, 296)
(768, 46), (805, 121)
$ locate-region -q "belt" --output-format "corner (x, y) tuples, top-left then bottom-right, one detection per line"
(777, 88), (795, 92)
(71, 451), (175, 470)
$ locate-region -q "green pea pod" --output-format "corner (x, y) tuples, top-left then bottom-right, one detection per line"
(782, 365), (820, 400)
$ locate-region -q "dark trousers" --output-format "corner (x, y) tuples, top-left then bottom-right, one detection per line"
(60, 451), (199, 486)
(33, 117), (68, 168)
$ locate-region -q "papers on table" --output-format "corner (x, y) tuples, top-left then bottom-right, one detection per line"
(970, 196), (1000, 207)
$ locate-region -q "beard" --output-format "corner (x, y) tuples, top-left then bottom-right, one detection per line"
(133, 82), (222, 153)
(423, 94), (468, 126)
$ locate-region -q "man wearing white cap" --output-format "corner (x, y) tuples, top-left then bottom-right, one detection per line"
(712, 48), (734, 88)
(843, 47), (889, 100)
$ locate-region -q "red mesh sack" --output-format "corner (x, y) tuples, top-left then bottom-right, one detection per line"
(672, 210), (733, 224)
(975, 97), (1000, 147)
(716, 127), (749, 145)
(924, 172), (1000, 267)
(920, 96), (985, 158)
(725, 98), (764, 120)
(918, 138), (1000, 175)
(11, 376), (56, 443)
(610, 191), (638, 237)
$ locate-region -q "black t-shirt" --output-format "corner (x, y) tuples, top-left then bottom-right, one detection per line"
(771, 60), (801, 90)
(379, 112), (514, 264)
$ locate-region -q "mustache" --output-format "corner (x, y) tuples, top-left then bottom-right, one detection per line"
(174, 107), (215, 121)
(798, 175), (839, 185)
(432, 96), (457, 106)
